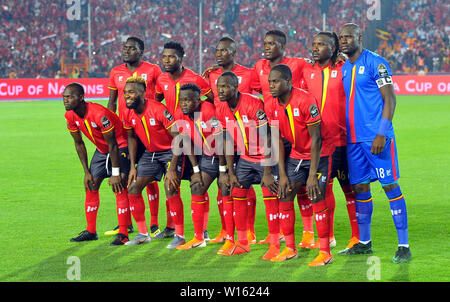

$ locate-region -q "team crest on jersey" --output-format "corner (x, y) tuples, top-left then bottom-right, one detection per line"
(210, 117), (220, 129)
(141, 73), (147, 81)
(91, 122), (97, 128)
(149, 118), (156, 126)
(358, 66), (365, 74)
(242, 115), (249, 123)
(101, 116), (111, 128)
(293, 108), (300, 117)
(331, 70), (338, 78)
(200, 121), (207, 128)
(309, 104), (319, 118)
(304, 58), (314, 64)
(164, 109), (174, 121)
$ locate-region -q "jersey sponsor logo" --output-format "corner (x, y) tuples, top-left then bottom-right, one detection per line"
(118, 76), (123, 82)
(377, 63), (389, 77)
(118, 207), (128, 215)
(75, 121), (80, 126)
(256, 109), (267, 122)
(293, 108), (300, 117)
(274, 110), (278, 117)
(164, 85), (169, 91)
(86, 206), (98, 213)
(149, 118), (156, 126)
(132, 119), (136, 125)
(164, 109), (174, 121)
(310, 73), (315, 79)
(331, 70), (338, 78)
(358, 66), (365, 74)
(101, 116), (111, 128)
(237, 76), (242, 84)
(309, 104), (319, 118)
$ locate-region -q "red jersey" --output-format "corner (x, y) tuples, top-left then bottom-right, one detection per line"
(301, 61), (346, 147)
(123, 100), (175, 152)
(253, 57), (309, 112)
(216, 93), (268, 163)
(65, 102), (127, 154)
(108, 61), (162, 120)
(208, 63), (261, 106)
(155, 67), (212, 115)
(267, 88), (325, 160)
(174, 101), (220, 157)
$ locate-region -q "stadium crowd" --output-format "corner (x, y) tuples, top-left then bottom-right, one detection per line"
(0, 0), (448, 78)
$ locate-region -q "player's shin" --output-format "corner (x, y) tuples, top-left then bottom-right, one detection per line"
(297, 186), (314, 233)
(128, 193), (148, 235)
(385, 186), (408, 246)
(262, 187), (280, 246)
(85, 190), (100, 233)
(279, 201), (296, 250)
(247, 187), (257, 234)
(146, 181), (159, 227)
(325, 180), (336, 239)
(191, 195), (206, 240)
(355, 191), (373, 243)
(115, 189), (130, 236)
(312, 200), (330, 254)
(342, 185), (359, 239)
(167, 193), (184, 237)
(222, 195), (235, 242)
(232, 187), (249, 245)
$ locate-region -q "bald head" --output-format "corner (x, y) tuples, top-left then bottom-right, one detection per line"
(339, 23), (363, 60)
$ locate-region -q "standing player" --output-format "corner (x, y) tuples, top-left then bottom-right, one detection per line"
(107, 36), (164, 238)
(216, 72), (279, 259)
(64, 83), (131, 246)
(204, 36), (260, 245)
(338, 23), (411, 263)
(268, 64), (333, 266)
(300, 32), (359, 252)
(253, 30), (313, 245)
(173, 83), (227, 249)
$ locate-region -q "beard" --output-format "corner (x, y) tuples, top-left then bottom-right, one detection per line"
(126, 95), (141, 110)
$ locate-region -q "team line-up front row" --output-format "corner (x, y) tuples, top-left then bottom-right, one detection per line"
(64, 23), (411, 266)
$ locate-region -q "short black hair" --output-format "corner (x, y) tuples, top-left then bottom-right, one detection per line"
(270, 64), (292, 81)
(218, 71), (239, 87)
(265, 29), (287, 45)
(164, 41), (185, 58)
(217, 36), (236, 52)
(127, 36), (145, 52)
(180, 83), (201, 95)
(66, 82), (84, 96)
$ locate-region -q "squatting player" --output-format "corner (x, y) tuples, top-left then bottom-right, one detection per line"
(268, 64), (333, 266)
(300, 31), (360, 252)
(339, 23), (410, 263)
(64, 83), (132, 246)
(107, 36), (163, 237)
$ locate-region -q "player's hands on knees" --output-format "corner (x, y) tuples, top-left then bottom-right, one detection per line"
(127, 167), (137, 188)
(109, 175), (124, 193)
(371, 135), (386, 155)
(84, 172), (95, 191)
(190, 172), (204, 189)
(306, 174), (321, 202)
(218, 172), (230, 189)
(278, 175), (291, 200)
(165, 170), (181, 193)
(229, 173), (243, 189)
(261, 173), (278, 195)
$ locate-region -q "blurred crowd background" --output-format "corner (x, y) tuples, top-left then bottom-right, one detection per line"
(1, 0), (448, 78)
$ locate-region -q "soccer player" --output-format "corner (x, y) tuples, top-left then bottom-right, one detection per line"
(215, 71), (279, 259)
(123, 75), (202, 248)
(253, 30), (313, 245)
(338, 24), (411, 263)
(267, 64), (333, 266)
(107, 36), (163, 238)
(204, 36), (260, 245)
(64, 83), (131, 246)
(300, 32), (359, 252)
(155, 41), (214, 115)
(172, 83), (227, 249)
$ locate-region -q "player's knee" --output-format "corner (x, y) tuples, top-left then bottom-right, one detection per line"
(190, 183), (205, 196)
(353, 183), (370, 194)
(382, 182), (399, 193)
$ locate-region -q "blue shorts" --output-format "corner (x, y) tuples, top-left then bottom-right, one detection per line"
(347, 137), (400, 185)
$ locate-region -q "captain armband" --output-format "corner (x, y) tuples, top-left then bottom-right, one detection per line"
(376, 76), (393, 88)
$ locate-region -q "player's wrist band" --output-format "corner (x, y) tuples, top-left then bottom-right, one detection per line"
(193, 166), (200, 173)
(377, 118), (392, 136)
(219, 165), (227, 173)
(112, 167), (120, 176)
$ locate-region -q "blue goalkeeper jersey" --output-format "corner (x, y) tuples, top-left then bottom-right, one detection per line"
(342, 49), (395, 143)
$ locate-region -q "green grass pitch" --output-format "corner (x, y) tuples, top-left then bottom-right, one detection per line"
(0, 95), (449, 282)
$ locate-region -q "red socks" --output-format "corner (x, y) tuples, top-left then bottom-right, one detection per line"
(297, 186), (314, 233)
(85, 190), (99, 234)
(115, 189), (130, 236)
(312, 200), (330, 254)
(247, 186), (257, 234)
(167, 193), (184, 236)
(165, 197), (175, 229)
(232, 187), (249, 245)
(216, 189), (226, 230)
(279, 201), (296, 250)
(222, 195), (235, 242)
(146, 181), (159, 227)
(325, 181), (336, 238)
(191, 195), (206, 240)
(342, 185), (359, 239)
(128, 193), (148, 235)
(262, 187), (280, 246)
